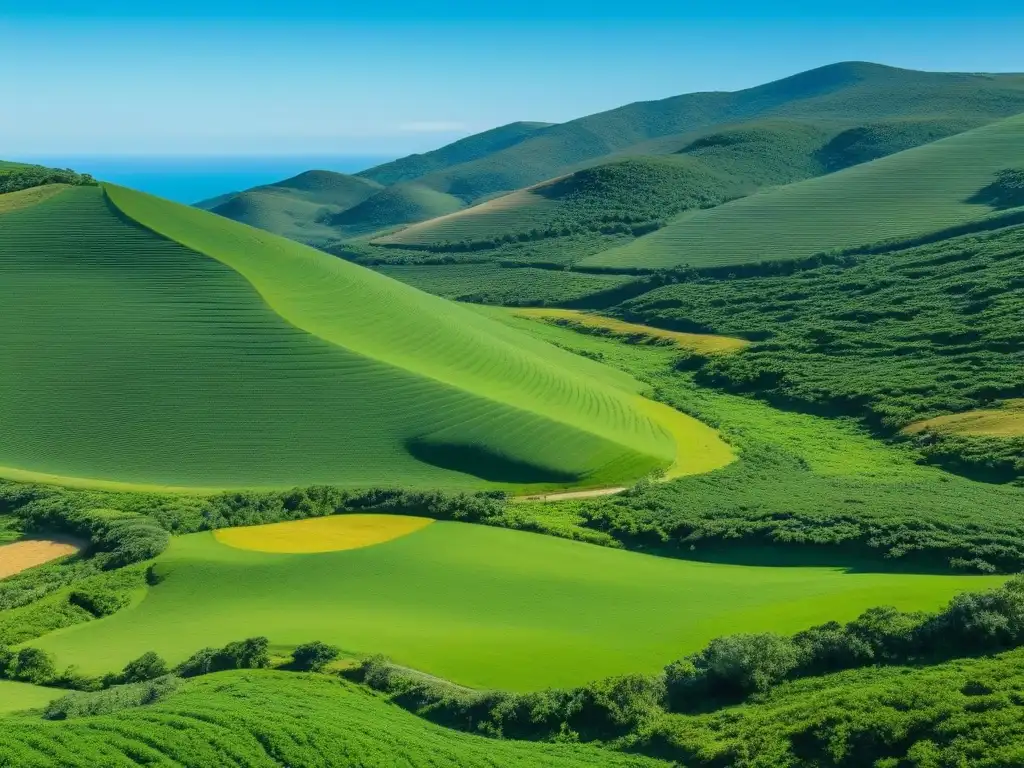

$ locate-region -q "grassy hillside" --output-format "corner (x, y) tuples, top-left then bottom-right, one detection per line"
(0, 671), (657, 767)
(374, 156), (737, 250)
(0, 183), (702, 491)
(33, 519), (999, 688)
(390, 63), (1024, 205)
(206, 63), (1023, 261)
(356, 115), (992, 289)
(583, 113), (1024, 271)
(328, 181), (464, 237)
(206, 170), (384, 245)
(359, 121), (554, 187)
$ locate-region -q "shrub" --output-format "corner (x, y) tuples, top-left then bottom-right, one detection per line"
(121, 652), (169, 684)
(11, 647), (57, 684)
(44, 675), (180, 720)
(177, 637), (270, 678)
(292, 641), (340, 672)
(692, 632), (799, 695)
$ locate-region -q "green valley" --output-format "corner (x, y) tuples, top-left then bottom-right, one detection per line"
(2, 52), (1024, 768)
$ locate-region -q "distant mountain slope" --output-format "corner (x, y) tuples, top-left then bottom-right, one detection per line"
(329, 182), (464, 238)
(372, 116), (985, 254)
(582, 113), (1024, 271)
(359, 121), (554, 187)
(205, 171), (384, 245)
(205, 62), (1024, 252)
(398, 63), (1024, 204)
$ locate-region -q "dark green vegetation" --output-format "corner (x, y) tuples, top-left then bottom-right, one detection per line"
(481, 312), (1024, 572)
(612, 221), (1024, 481)
(0, 163), (94, 195)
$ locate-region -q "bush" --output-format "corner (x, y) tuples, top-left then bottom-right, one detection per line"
(292, 641), (340, 672)
(11, 647), (57, 684)
(69, 585), (130, 617)
(44, 675), (180, 720)
(177, 637), (270, 678)
(692, 633), (799, 695)
(121, 652), (169, 684)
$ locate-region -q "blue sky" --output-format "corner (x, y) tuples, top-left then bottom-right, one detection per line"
(2, 1), (1023, 155)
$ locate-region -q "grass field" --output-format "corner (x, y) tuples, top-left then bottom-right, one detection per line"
(0, 671), (658, 767)
(0, 183), (717, 491)
(509, 308), (748, 354)
(32, 519), (1002, 689)
(0, 680), (57, 715)
(583, 113), (1024, 271)
(214, 514), (435, 553)
(904, 399), (1024, 438)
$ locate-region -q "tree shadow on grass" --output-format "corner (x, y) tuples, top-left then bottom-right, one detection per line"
(628, 540), (964, 575)
(405, 439), (581, 485)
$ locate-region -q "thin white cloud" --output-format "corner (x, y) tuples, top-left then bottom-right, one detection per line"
(398, 121), (467, 133)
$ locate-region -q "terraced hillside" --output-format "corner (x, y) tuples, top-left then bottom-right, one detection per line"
(0, 184), (707, 491)
(0, 671), (658, 767)
(32, 518), (999, 689)
(583, 113), (1024, 271)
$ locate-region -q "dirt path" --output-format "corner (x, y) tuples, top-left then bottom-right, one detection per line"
(515, 486), (626, 503)
(0, 537), (84, 580)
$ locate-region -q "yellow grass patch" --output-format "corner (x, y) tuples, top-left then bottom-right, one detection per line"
(0, 538), (83, 580)
(903, 399), (1024, 438)
(634, 396), (735, 479)
(214, 514), (435, 554)
(0, 184), (70, 215)
(511, 308), (748, 355)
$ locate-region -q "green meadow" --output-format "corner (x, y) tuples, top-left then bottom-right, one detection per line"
(583, 113), (1024, 271)
(33, 520), (1002, 690)
(0, 680), (56, 715)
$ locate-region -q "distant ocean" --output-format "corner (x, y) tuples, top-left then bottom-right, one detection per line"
(11, 155), (395, 205)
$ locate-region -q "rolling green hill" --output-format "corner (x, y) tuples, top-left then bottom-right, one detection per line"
(582, 113), (1024, 271)
(0, 671), (658, 767)
(204, 63), (1024, 260)
(328, 181), (464, 237)
(0, 183), (700, 491)
(372, 116), (980, 255)
(359, 121), (554, 187)
(31, 519), (999, 689)
(205, 170), (384, 245)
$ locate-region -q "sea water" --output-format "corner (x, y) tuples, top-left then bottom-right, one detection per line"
(8, 155), (394, 205)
